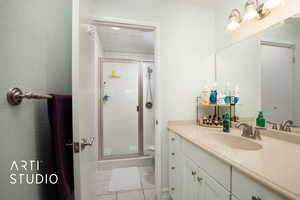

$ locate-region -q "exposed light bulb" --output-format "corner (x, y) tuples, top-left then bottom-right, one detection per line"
(227, 9), (241, 32)
(264, 0), (284, 10)
(227, 21), (241, 31)
(244, 0), (259, 21)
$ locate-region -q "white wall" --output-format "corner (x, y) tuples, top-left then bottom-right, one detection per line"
(94, 0), (216, 191)
(215, 0), (300, 50)
(0, 0), (71, 199)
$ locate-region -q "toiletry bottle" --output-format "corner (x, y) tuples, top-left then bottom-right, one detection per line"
(210, 90), (217, 104)
(224, 83), (231, 104)
(233, 85), (240, 104)
(223, 112), (230, 133)
(256, 112), (266, 128)
(201, 86), (210, 105)
(209, 82), (218, 104)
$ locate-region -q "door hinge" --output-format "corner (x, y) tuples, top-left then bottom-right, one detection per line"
(73, 142), (80, 153)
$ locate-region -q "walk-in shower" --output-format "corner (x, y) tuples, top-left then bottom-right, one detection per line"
(100, 58), (154, 159)
(95, 21), (156, 161)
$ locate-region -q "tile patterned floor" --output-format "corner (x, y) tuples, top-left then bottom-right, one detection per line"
(96, 166), (156, 200)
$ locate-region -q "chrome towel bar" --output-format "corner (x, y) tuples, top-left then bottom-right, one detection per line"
(7, 87), (52, 106)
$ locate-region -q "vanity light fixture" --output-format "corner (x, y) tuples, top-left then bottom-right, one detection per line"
(244, 0), (259, 21)
(227, 9), (242, 31)
(227, 0), (285, 31)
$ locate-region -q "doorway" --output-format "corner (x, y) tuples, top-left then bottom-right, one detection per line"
(261, 41), (295, 123)
(93, 18), (161, 200)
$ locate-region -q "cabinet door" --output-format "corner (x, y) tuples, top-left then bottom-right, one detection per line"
(182, 157), (198, 200)
(199, 168), (230, 200)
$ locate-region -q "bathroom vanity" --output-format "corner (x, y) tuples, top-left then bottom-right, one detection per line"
(168, 124), (300, 200)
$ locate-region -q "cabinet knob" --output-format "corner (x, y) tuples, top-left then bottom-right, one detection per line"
(192, 171), (196, 176)
(171, 187), (175, 191)
(171, 138), (175, 141)
(252, 196), (262, 200)
(171, 166), (175, 170)
(171, 152), (175, 156)
(197, 177), (203, 182)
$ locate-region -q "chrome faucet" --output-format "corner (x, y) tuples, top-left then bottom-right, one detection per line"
(267, 121), (278, 130)
(279, 120), (293, 132)
(237, 123), (262, 140)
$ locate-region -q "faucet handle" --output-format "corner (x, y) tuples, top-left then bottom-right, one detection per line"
(237, 123), (252, 137)
(254, 127), (262, 140)
(267, 121), (278, 130)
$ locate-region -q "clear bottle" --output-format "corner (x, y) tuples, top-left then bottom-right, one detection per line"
(201, 85), (210, 105)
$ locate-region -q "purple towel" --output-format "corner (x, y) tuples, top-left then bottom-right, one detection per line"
(48, 94), (74, 200)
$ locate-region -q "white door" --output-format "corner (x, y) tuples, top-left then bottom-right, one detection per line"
(261, 44), (294, 123)
(72, 0), (98, 200)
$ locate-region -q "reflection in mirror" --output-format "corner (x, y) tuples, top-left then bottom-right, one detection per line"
(216, 14), (300, 126)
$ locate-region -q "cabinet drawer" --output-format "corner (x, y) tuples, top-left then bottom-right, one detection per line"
(232, 168), (285, 200)
(182, 138), (231, 190)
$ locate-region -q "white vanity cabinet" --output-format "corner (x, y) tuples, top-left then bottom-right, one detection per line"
(168, 130), (231, 200)
(181, 155), (230, 200)
(168, 130), (287, 200)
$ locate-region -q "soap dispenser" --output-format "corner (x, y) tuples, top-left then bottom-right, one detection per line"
(209, 82), (218, 104)
(256, 111), (266, 128)
(223, 112), (230, 133)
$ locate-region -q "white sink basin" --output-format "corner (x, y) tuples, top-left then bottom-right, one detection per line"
(204, 134), (263, 151)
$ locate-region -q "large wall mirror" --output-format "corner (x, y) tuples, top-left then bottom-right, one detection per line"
(216, 14), (300, 126)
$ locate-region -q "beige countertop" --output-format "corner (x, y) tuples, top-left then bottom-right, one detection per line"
(168, 124), (300, 200)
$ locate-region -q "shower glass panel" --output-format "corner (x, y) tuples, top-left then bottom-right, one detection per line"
(101, 59), (142, 158)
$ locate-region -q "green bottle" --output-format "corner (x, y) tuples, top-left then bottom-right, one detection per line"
(223, 112), (230, 133)
(256, 111), (266, 128)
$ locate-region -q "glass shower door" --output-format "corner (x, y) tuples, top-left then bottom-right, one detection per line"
(101, 59), (142, 158)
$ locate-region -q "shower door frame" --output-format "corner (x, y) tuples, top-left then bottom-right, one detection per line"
(99, 57), (145, 160)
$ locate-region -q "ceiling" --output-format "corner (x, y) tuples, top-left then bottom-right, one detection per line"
(97, 25), (155, 54)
